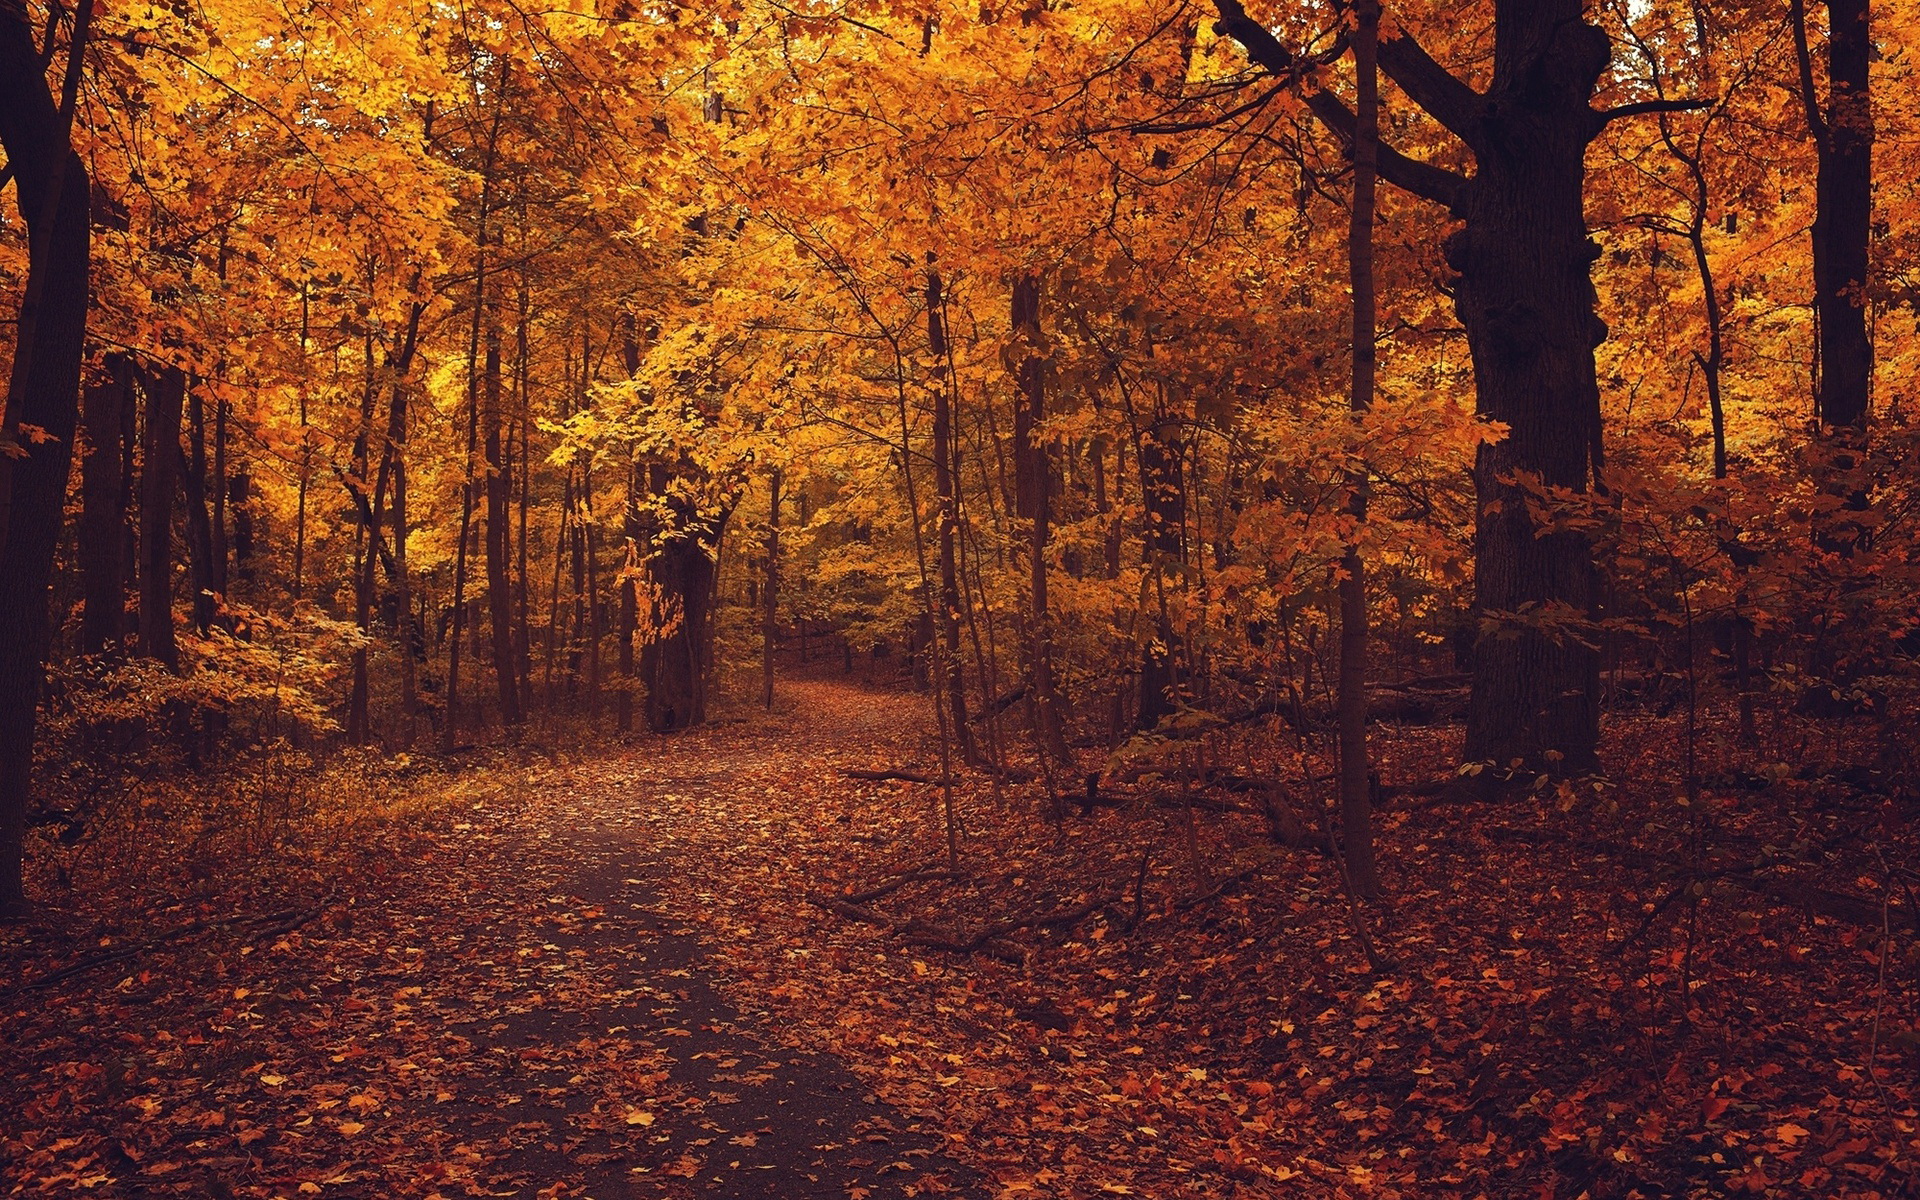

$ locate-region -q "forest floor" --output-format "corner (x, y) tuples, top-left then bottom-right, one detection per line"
(4, 676), (1917, 1198)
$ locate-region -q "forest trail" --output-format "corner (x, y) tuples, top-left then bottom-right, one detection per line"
(5, 679), (988, 1199)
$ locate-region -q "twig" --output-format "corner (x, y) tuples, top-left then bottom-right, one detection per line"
(19, 892), (334, 992)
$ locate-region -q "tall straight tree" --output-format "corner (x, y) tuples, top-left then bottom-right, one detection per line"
(0, 2), (94, 914)
(1213, 0), (1704, 772)
(925, 269), (977, 764)
(483, 327), (524, 725)
(79, 354), (132, 655)
(1337, 0), (1381, 898)
(1790, 0), (1873, 433)
(138, 364), (186, 669)
(444, 53), (509, 750)
(1011, 275), (1069, 765)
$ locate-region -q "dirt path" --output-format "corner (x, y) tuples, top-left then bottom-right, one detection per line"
(4, 679), (983, 1199)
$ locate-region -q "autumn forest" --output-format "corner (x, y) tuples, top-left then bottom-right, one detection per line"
(3, 0), (1919, 1195)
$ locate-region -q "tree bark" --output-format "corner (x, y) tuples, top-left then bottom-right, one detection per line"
(1136, 414), (1185, 732)
(1012, 275), (1069, 764)
(80, 354), (131, 655)
(762, 468), (781, 709)
(444, 56), (509, 750)
(926, 270), (977, 762)
(0, 5), (93, 913)
(483, 327), (523, 725)
(1337, 0), (1381, 899)
(138, 364), (185, 669)
(182, 382), (218, 635)
(1214, 0), (1614, 771)
(1791, 0), (1873, 433)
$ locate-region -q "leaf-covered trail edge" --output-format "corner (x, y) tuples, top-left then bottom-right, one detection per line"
(7, 677), (1916, 1199)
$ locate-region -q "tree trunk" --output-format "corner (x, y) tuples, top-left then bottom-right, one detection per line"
(1337, 0), (1381, 899)
(616, 482), (638, 734)
(0, 6), (92, 913)
(641, 495), (728, 733)
(211, 395), (229, 600)
(1213, 0), (1613, 772)
(182, 382), (218, 635)
(1012, 274), (1070, 764)
(926, 270), (976, 763)
(762, 469), (781, 709)
(1136, 414), (1185, 731)
(1449, 23), (1609, 774)
(138, 364), (185, 669)
(483, 327), (523, 726)
(1792, 0), (1873, 433)
(80, 354), (130, 656)
(444, 56), (509, 751)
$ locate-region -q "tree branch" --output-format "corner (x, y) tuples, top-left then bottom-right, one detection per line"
(1595, 96), (1715, 127)
(1376, 31), (1484, 144)
(1211, 0), (1468, 211)
(1307, 90), (1466, 210)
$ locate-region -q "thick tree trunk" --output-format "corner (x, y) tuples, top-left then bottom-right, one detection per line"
(0, 8), (92, 913)
(1450, 21), (1609, 774)
(1214, 0), (1612, 772)
(1793, 0), (1873, 432)
(138, 365), (185, 669)
(641, 500), (728, 733)
(483, 329), (523, 726)
(1012, 275), (1070, 764)
(80, 354), (131, 656)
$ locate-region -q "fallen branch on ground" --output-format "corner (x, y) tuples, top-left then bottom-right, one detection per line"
(19, 892), (335, 992)
(843, 768), (955, 786)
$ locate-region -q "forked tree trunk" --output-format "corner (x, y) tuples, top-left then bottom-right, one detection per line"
(1215, 0), (1618, 772)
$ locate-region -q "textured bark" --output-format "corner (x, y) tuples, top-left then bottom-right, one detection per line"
(0, 7), (92, 912)
(80, 354), (131, 655)
(1214, 0), (1613, 771)
(1448, 16), (1609, 773)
